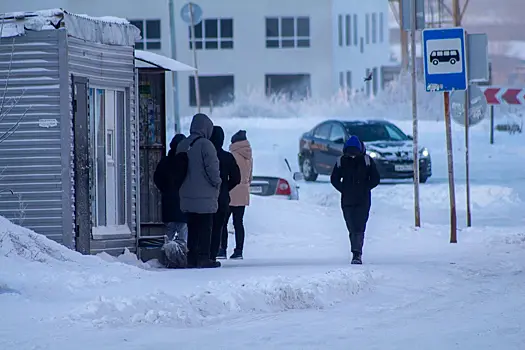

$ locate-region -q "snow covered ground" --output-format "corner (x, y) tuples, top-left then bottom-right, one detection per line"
(1, 111), (525, 349)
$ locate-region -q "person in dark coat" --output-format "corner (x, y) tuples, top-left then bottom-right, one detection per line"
(176, 113), (222, 269)
(154, 134), (188, 242)
(209, 126), (241, 261)
(330, 135), (380, 264)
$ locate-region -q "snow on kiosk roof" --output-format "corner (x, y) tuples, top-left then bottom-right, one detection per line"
(135, 50), (196, 72)
(0, 8), (140, 46)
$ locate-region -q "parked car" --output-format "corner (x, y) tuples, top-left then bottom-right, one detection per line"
(298, 119), (432, 183)
(249, 155), (302, 200)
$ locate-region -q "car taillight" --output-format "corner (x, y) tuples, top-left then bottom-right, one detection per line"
(276, 179), (291, 196)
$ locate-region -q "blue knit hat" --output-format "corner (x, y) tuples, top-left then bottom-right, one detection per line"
(345, 135), (362, 152)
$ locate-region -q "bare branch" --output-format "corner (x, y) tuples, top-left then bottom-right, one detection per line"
(0, 37), (16, 115)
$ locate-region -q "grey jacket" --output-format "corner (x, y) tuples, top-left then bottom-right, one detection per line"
(176, 113), (221, 214)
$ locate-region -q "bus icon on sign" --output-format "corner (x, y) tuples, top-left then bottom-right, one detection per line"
(430, 50), (460, 66)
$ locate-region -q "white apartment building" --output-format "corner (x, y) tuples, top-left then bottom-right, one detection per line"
(1, 0), (390, 118)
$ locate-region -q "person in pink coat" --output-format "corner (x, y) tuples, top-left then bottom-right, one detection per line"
(219, 130), (253, 260)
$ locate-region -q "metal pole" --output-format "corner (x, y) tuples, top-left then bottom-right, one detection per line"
(399, 0), (409, 70)
(489, 105), (494, 144)
(444, 91), (458, 243)
(168, 0), (181, 134)
(189, 3), (201, 113)
(464, 86), (472, 227)
(410, 0), (420, 227)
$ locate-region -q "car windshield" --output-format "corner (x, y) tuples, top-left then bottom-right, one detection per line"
(345, 123), (408, 142)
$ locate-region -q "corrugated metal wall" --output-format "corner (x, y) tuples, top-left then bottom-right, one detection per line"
(0, 31), (67, 243)
(67, 36), (138, 254)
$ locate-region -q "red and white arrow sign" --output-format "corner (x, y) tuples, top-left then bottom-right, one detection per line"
(482, 87), (525, 105)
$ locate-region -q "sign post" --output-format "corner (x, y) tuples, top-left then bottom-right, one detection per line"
(423, 27), (468, 243)
(464, 85), (471, 227)
(180, 2), (203, 113)
(483, 86), (525, 144)
(409, 0), (421, 228)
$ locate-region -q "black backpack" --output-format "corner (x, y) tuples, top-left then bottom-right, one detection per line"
(154, 136), (202, 193)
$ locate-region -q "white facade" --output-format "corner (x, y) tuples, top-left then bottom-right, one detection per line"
(0, 0), (390, 118)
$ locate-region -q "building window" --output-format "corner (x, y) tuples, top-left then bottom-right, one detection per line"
(353, 14), (358, 46)
(339, 72), (345, 89)
(345, 15), (351, 46)
(372, 13), (377, 43)
(129, 19), (161, 50)
(346, 71), (352, 90)
(365, 14), (370, 44)
(189, 75), (234, 107)
(360, 37), (364, 53)
(372, 67), (379, 95)
(379, 12), (384, 42)
(338, 15), (343, 46)
(189, 18), (234, 50)
(266, 17), (310, 49)
(365, 68), (371, 96)
(265, 74), (311, 100)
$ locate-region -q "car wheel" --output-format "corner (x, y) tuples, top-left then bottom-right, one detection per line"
(419, 175), (428, 184)
(301, 157), (318, 182)
(450, 58), (456, 64)
(432, 59), (439, 65)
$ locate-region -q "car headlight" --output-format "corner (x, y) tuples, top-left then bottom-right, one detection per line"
(368, 151), (381, 159)
(420, 147), (430, 157)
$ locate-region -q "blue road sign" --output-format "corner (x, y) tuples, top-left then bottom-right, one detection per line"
(180, 2), (203, 26)
(423, 27), (467, 92)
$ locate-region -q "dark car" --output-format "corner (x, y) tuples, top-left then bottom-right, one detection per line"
(298, 119), (432, 183)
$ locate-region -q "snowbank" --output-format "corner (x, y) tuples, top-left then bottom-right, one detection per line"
(0, 197), (373, 329)
(67, 268), (373, 327)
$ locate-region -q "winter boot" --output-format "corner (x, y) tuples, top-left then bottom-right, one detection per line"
(216, 248), (227, 259)
(229, 250), (243, 260)
(351, 253), (362, 265)
(197, 259), (221, 268)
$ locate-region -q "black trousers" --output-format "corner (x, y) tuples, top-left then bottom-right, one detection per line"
(210, 206), (228, 260)
(186, 213), (213, 264)
(342, 204), (370, 255)
(220, 206), (246, 252)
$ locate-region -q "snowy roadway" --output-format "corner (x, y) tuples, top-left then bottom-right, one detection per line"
(1, 118), (524, 349)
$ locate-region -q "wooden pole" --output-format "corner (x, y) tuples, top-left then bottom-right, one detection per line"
(444, 91), (458, 243)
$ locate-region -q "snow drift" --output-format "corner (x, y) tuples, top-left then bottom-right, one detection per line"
(67, 268), (373, 327)
(0, 196), (375, 329)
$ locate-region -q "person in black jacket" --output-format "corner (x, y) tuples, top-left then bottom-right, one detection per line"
(154, 134), (188, 243)
(209, 126), (241, 261)
(330, 135), (380, 264)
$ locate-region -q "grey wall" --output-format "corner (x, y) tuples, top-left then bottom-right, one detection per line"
(67, 36), (138, 254)
(0, 30), (70, 245)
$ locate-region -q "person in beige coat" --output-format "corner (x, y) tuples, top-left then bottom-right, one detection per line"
(221, 130), (253, 259)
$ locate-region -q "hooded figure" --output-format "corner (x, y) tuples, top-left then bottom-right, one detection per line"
(153, 134), (189, 269)
(330, 135), (380, 265)
(209, 126), (241, 261)
(176, 113), (222, 268)
(223, 130), (253, 260)
(155, 134), (187, 225)
(176, 113), (222, 213)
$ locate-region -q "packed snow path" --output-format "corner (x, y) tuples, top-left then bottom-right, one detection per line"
(1, 118), (524, 349)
